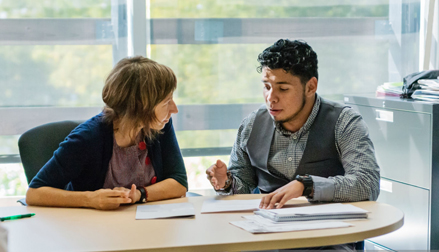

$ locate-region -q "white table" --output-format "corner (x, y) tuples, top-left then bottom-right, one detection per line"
(0, 194), (403, 252)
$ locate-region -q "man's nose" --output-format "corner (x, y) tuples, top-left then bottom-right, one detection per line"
(266, 90), (277, 103)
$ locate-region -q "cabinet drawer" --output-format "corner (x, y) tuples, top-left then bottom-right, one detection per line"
(369, 179), (429, 250)
(364, 240), (394, 251)
(351, 105), (431, 189)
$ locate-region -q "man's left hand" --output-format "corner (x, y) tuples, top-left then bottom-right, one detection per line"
(259, 180), (305, 209)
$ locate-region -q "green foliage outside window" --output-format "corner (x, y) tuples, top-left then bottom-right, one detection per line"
(0, 0), (390, 195)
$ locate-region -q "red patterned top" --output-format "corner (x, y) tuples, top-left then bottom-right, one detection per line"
(103, 132), (156, 189)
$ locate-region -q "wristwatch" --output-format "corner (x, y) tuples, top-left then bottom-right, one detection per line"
(137, 186), (147, 203)
(218, 171), (233, 191)
(295, 174), (313, 198)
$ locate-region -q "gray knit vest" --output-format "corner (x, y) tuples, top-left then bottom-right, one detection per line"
(245, 98), (346, 193)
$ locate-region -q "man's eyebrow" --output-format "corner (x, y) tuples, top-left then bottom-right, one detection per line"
(261, 80), (292, 85)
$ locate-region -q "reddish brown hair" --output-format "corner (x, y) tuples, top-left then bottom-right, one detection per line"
(102, 56), (176, 140)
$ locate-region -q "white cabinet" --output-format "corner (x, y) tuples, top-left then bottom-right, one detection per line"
(344, 94), (439, 250)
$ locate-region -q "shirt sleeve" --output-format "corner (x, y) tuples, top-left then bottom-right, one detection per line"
(310, 107), (380, 202)
(159, 118), (188, 190)
(216, 112), (258, 195)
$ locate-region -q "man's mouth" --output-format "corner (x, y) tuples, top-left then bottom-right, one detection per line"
(269, 109), (282, 116)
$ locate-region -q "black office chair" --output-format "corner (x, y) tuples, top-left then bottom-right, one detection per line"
(18, 120), (82, 184)
(18, 121), (201, 200)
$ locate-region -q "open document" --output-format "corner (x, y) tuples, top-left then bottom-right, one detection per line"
(201, 199), (261, 213)
(136, 203), (195, 220)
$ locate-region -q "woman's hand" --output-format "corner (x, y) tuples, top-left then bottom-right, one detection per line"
(87, 189), (133, 210)
(113, 184), (140, 204)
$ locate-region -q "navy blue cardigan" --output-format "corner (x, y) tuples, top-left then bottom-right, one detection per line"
(29, 114), (188, 191)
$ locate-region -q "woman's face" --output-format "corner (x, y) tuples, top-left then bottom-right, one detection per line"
(151, 92), (178, 130)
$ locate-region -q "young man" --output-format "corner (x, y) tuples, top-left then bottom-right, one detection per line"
(206, 39), (380, 209)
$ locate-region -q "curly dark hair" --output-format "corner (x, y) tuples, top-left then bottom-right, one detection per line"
(257, 39), (318, 85)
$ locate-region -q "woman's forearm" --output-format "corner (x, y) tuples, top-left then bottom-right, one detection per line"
(26, 187), (132, 210)
(26, 187), (93, 208)
(145, 178), (186, 202)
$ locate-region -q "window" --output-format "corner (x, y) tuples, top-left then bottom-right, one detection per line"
(0, 0), (437, 196)
(0, 0), (113, 195)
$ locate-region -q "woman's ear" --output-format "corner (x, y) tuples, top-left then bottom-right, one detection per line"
(305, 77), (318, 96)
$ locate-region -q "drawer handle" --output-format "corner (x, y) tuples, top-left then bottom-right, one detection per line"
(380, 180), (393, 193)
(376, 109), (394, 122)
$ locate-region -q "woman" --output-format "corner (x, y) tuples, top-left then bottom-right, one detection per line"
(26, 56), (187, 210)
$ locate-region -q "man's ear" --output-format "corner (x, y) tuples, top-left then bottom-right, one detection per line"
(305, 77), (318, 96)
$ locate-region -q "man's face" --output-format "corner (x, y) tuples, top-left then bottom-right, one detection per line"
(262, 67), (307, 125)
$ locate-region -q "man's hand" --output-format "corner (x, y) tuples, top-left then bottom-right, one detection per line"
(87, 189), (132, 210)
(113, 184), (139, 204)
(259, 180), (305, 209)
(206, 159), (228, 190)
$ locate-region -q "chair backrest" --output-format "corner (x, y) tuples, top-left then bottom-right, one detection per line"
(18, 121), (82, 184)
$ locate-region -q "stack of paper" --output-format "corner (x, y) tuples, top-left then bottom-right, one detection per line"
(230, 215), (353, 234)
(253, 203), (368, 222)
(412, 78), (439, 101)
(230, 203), (368, 234)
(376, 82), (403, 97)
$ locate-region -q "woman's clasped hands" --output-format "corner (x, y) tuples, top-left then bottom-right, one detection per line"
(88, 184), (139, 210)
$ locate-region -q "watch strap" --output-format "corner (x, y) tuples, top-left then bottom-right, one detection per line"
(137, 186), (147, 203)
(217, 171), (233, 191)
(295, 174), (313, 197)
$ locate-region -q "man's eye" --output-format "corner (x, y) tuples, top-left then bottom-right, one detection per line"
(264, 86), (270, 90)
(280, 88), (288, 91)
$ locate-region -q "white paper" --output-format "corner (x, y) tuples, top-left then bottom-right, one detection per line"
(265, 203), (368, 216)
(230, 215), (352, 233)
(243, 215), (358, 226)
(136, 203), (195, 220)
(201, 199), (261, 213)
